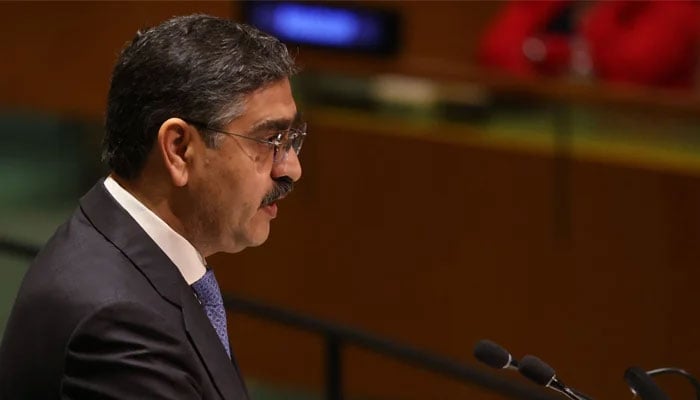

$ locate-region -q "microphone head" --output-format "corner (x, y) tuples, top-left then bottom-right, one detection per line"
(473, 339), (513, 369)
(519, 355), (555, 386)
(624, 367), (670, 400)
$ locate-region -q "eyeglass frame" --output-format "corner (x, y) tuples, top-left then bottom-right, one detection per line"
(183, 118), (307, 163)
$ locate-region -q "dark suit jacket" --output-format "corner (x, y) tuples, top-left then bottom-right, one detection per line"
(0, 180), (249, 399)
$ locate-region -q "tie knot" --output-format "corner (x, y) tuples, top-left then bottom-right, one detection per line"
(191, 269), (223, 307)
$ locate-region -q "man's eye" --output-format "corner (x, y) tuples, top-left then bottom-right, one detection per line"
(265, 132), (284, 142)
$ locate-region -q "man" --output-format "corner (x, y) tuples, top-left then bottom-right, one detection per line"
(0, 14), (304, 399)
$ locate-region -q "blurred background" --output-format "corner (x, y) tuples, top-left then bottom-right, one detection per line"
(2, 1), (700, 399)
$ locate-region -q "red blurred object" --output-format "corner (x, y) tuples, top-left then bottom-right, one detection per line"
(531, 35), (571, 75)
(581, 0), (700, 87)
(478, 0), (573, 77)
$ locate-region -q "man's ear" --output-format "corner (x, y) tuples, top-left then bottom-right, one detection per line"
(157, 118), (197, 187)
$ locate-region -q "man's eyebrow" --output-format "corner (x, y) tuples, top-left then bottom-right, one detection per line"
(248, 112), (300, 134)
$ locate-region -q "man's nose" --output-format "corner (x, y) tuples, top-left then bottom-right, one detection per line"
(272, 149), (302, 182)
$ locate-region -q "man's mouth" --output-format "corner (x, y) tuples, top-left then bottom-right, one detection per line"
(261, 202), (278, 218)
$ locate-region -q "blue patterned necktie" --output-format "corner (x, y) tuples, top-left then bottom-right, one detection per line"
(191, 269), (231, 357)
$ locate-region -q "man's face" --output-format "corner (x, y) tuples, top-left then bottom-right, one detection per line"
(186, 78), (302, 255)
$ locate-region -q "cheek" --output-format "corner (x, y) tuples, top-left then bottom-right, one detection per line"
(203, 152), (271, 226)
(219, 175), (266, 223)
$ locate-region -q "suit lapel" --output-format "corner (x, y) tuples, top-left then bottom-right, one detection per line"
(79, 180), (247, 400)
(79, 179), (182, 306)
(181, 286), (248, 399)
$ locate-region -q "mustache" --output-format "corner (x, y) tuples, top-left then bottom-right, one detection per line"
(261, 176), (294, 207)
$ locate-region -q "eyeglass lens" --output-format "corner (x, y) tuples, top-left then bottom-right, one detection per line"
(273, 125), (306, 163)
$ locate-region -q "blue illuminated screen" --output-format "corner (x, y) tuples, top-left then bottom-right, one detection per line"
(244, 2), (400, 54)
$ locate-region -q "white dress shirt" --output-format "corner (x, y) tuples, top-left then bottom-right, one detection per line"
(103, 176), (206, 285)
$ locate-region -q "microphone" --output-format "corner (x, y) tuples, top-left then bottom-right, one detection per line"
(473, 340), (593, 400)
(473, 339), (518, 370)
(519, 355), (593, 400)
(624, 367), (670, 400)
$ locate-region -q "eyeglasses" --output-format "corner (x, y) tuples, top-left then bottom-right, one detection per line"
(184, 119), (307, 163)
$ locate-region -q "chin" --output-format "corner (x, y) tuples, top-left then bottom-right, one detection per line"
(229, 226), (270, 252)
(248, 230), (271, 248)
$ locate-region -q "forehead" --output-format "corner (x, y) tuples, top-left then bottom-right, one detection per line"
(229, 78), (297, 132)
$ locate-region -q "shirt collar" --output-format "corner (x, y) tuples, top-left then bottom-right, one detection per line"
(103, 176), (206, 285)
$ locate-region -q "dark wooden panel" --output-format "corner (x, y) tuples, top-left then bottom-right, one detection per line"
(0, 2), (235, 117)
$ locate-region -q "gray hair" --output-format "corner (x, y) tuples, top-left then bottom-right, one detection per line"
(103, 14), (298, 179)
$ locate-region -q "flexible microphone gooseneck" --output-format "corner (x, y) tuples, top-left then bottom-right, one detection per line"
(473, 339), (519, 370)
(518, 355), (593, 400)
(623, 367), (670, 400)
(647, 367), (700, 400)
